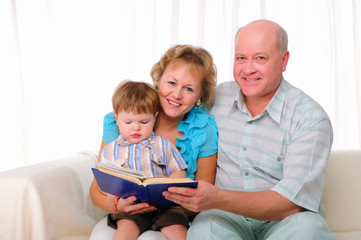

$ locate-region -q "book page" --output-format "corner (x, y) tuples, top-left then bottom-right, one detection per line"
(97, 160), (146, 179)
(143, 177), (194, 185)
(97, 167), (143, 185)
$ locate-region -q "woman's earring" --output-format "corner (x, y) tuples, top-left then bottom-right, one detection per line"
(196, 99), (201, 106)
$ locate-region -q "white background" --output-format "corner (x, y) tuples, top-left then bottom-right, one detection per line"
(1, 0), (360, 171)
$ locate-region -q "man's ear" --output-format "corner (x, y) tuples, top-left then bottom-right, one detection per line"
(282, 50), (290, 72)
(154, 112), (159, 119)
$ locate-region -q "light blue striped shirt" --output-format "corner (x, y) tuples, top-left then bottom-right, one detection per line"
(209, 79), (333, 212)
(100, 133), (187, 178)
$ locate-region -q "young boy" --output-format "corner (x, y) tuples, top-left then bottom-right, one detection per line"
(99, 80), (189, 240)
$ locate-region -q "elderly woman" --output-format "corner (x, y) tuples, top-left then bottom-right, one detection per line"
(90, 44), (218, 240)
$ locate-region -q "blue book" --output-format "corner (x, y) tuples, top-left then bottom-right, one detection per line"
(92, 167), (198, 208)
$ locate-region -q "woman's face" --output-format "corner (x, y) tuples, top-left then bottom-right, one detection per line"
(158, 61), (203, 121)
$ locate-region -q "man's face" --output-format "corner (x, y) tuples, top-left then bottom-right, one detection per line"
(233, 25), (289, 103)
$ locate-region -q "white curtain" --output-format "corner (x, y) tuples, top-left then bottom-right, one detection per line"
(1, 0), (360, 171)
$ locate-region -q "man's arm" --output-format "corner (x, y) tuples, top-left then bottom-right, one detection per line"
(163, 180), (303, 221)
(216, 188), (303, 220)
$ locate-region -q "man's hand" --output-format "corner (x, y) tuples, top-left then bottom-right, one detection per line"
(163, 180), (220, 212)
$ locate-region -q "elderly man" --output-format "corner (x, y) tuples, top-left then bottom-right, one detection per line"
(164, 19), (336, 240)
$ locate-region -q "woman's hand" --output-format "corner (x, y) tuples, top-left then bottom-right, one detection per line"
(116, 196), (157, 215)
(162, 180), (220, 213)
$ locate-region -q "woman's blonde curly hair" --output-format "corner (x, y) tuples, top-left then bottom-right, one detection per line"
(150, 44), (217, 108)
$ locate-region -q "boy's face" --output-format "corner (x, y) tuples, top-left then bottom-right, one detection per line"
(114, 111), (157, 144)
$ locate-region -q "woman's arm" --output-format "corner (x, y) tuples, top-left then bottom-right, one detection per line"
(89, 140), (112, 212)
(177, 153), (217, 217)
(169, 170), (187, 178)
(90, 178), (115, 213)
(194, 153), (217, 184)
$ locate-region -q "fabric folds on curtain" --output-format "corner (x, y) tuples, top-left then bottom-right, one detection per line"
(1, 0), (360, 171)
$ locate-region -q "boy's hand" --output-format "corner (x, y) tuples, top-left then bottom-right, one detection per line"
(116, 196), (156, 214)
(106, 194), (119, 211)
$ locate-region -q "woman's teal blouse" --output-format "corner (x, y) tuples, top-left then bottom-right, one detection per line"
(102, 106), (218, 180)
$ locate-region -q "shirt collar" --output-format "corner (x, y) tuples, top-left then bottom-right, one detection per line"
(232, 78), (287, 125)
(266, 79), (287, 125)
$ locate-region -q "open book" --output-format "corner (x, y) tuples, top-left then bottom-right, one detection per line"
(92, 162), (197, 208)
(96, 161), (148, 181)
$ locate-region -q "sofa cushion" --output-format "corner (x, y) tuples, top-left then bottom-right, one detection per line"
(333, 231), (361, 240)
(321, 150), (361, 232)
(0, 151), (99, 240)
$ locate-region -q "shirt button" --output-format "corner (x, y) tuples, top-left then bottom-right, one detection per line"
(242, 147), (247, 151)
(277, 157), (281, 162)
(245, 172), (249, 176)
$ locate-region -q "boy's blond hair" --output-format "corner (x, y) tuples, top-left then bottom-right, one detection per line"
(112, 80), (160, 115)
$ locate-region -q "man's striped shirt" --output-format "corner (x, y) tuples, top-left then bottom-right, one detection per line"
(209, 79), (333, 212)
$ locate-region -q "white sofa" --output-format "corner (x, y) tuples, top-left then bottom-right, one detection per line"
(0, 150), (360, 240)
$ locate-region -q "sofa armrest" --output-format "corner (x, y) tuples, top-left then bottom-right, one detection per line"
(0, 151), (103, 240)
(321, 150), (361, 233)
